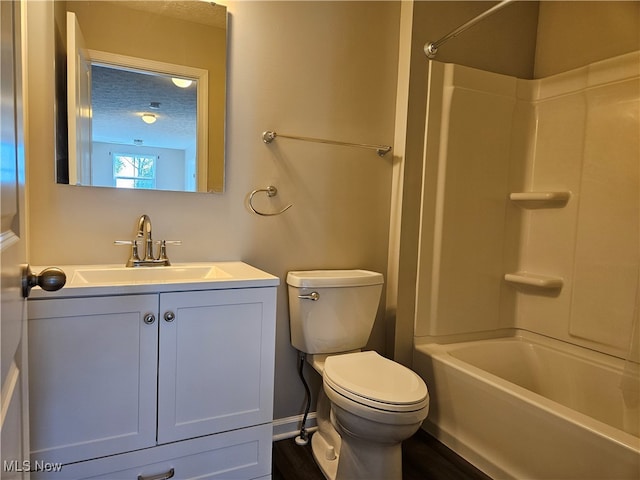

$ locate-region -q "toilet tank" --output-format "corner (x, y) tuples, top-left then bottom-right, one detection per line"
(287, 270), (384, 354)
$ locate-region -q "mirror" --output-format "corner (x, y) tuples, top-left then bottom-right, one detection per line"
(54, 0), (227, 193)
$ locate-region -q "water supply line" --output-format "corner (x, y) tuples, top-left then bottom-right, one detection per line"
(295, 351), (312, 446)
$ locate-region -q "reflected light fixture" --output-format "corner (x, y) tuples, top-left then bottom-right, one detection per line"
(141, 113), (157, 124)
(171, 77), (193, 88)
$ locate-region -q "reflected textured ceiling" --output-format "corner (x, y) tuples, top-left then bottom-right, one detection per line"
(91, 65), (197, 151)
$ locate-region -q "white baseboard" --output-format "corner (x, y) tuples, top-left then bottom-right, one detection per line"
(272, 412), (318, 442)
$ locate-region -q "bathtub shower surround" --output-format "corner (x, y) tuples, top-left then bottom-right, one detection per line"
(621, 277), (640, 437)
(415, 51), (639, 357)
(413, 51), (640, 479)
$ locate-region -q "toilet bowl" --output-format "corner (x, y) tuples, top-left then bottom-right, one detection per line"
(286, 270), (429, 480)
(313, 351), (429, 480)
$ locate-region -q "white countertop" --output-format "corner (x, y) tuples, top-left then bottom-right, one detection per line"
(28, 262), (280, 299)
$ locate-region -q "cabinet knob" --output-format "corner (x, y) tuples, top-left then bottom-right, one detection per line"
(143, 313), (156, 325)
(164, 311), (175, 322)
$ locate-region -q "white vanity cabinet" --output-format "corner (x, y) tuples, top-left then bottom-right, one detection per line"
(28, 272), (277, 480)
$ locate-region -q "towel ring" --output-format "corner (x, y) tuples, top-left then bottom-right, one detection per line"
(248, 186), (293, 216)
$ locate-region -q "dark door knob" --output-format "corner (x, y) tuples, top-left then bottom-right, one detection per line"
(22, 265), (66, 298)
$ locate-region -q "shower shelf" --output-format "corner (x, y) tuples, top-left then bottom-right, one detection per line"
(504, 272), (564, 289)
(509, 191), (570, 207)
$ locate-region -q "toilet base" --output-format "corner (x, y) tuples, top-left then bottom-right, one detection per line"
(311, 429), (339, 480)
(310, 386), (410, 480)
(311, 385), (341, 479)
(331, 422), (403, 480)
(311, 419), (404, 480)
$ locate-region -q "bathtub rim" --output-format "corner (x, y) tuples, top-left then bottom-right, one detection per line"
(414, 329), (640, 454)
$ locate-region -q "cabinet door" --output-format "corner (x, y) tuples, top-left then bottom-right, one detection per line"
(157, 288), (276, 444)
(28, 295), (159, 465)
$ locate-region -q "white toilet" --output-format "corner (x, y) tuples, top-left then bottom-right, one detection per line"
(287, 270), (429, 480)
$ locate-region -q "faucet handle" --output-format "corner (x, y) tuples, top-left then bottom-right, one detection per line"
(153, 240), (182, 249)
(115, 239), (142, 267)
(156, 240), (181, 265)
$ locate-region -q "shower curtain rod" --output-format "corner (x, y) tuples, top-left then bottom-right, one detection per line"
(424, 0), (516, 58)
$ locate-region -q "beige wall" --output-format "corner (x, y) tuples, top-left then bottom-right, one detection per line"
(534, 1), (640, 78)
(25, 1), (400, 422)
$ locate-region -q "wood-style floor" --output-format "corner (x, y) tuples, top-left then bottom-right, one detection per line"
(272, 428), (492, 480)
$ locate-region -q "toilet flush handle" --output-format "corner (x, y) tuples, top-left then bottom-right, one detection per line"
(298, 291), (320, 301)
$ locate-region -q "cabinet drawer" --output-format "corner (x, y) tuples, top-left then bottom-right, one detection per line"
(32, 424), (273, 480)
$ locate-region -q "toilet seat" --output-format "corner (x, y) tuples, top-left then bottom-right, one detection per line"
(323, 351), (428, 413)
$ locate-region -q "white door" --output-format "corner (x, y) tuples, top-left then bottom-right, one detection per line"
(1, 1), (29, 477)
(66, 11), (92, 186)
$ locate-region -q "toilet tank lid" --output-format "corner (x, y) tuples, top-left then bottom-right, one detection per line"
(287, 270), (384, 288)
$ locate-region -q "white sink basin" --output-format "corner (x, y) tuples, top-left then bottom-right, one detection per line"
(28, 262), (279, 298)
(71, 265), (232, 285)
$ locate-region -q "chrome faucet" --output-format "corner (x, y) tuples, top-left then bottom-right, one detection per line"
(137, 214), (155, 261)
(114, 214), (181, 267)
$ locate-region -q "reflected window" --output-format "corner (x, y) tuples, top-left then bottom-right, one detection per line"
(113, 153), (156, 189)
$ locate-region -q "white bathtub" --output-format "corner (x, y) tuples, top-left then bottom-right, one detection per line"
(413, 331), (640, 479)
